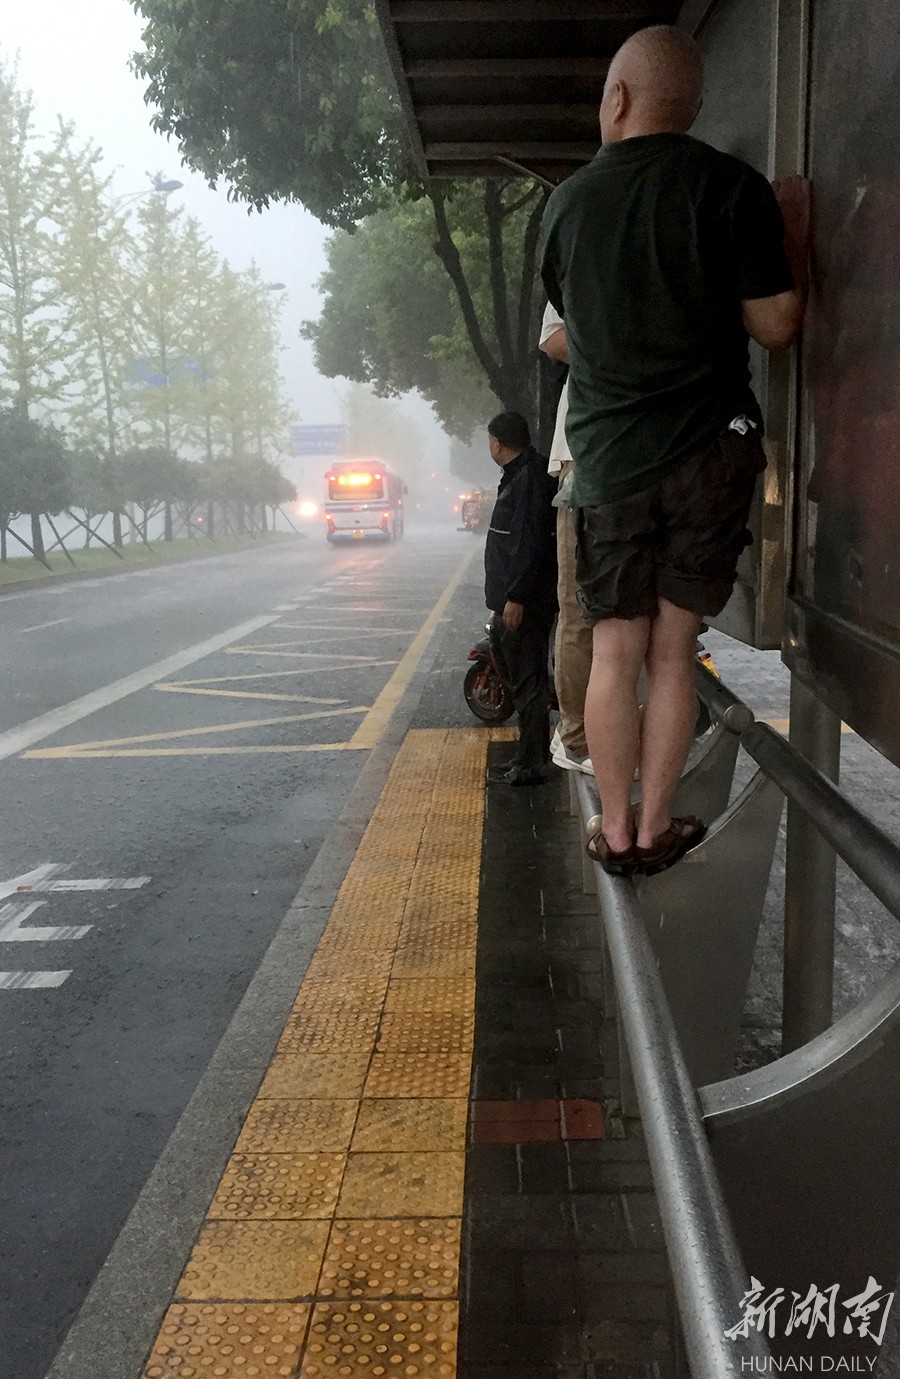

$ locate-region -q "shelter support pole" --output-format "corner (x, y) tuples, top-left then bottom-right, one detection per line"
(782, 678), (841, 1052)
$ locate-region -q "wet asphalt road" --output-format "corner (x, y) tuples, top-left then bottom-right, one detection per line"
(2, 530), (899, 1376)
(0, 528), (472, 1379)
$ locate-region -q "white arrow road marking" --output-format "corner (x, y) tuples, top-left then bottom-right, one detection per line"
(0, 866), (151, 992)
(0, 866), (151, 897)
(0, 971), (71, 989)
(42, 877), (151, 892)
(0, 864), (67, 900)
(0, 901), (91, 942)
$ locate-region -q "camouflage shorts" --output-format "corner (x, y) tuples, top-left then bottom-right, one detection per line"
(574, 427), (767, 622)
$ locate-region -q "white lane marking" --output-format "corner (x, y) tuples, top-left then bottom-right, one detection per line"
(0, 901), (91, 942)
(0, 970), (71, 989)
(18, 618), (72, 634)
(0, 613), (279, 764)
(272, 604), (296, 611)
(0, 864), (66, 900)
(45, 877), (150, 891)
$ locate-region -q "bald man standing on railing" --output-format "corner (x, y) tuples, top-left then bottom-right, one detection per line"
(541, 24), (809, 876)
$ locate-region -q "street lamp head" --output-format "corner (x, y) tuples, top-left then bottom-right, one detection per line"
(264, 282), (287, 291)
(153, 178), (184, 193)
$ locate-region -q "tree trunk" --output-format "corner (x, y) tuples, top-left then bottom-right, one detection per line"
(112, 510), (123, 547)
(164, 501), (173, 542)
(429, 182), (547, 432)
(30, 511), (45, 561)
(206, 500), (215, 537)
(0, 517), (7, 563)
(260, 503), (268, 533)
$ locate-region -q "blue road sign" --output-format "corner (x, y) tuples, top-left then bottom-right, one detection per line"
(289, 424), (345, 456)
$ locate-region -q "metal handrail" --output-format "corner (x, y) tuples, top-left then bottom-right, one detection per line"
(574, 773), (771, 1379)
(578, 664), (900, 1376)
(695, 663), (900, 924)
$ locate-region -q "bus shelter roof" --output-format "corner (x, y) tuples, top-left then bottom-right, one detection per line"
(374, 0), (715, 185)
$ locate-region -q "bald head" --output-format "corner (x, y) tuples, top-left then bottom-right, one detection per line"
(600, 25), (703, 143)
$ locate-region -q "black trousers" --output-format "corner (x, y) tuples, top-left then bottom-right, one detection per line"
(491, 610), (554, 769)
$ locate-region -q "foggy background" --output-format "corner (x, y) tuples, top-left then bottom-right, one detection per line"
(2, 0), (480, 520)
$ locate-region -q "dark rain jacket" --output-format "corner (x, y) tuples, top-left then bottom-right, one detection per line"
(484, 446), (558, 618)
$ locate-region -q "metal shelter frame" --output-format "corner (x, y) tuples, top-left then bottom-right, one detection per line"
(574, 667), (900, 1376)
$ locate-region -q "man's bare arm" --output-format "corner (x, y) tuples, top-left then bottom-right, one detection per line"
(742, 175), (810, 351)
(539, 326), (570, 363)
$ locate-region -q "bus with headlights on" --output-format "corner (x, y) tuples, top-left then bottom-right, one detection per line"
(324, 460), (406, 542)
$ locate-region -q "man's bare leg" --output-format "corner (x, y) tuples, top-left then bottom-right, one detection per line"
(636, 597), (702, 848)
(584, 615), (650, 853)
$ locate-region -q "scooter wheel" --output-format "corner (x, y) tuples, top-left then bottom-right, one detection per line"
(464, 661), (514, 723)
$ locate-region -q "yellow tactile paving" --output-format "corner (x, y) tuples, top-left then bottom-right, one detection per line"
(390, 949), (477, 982)
(351, 1099), (468, 1153)
(377, 1013), (475, 1054)
(364, 1052), (474, 1099)
(276, 1009), (383, 1054)
(259, 1052), (370, 1099)
(318, 1220), (461, 1301)
(337, 1152), (466, 1218)
(383, 979), (475, 1015)
(142, 1302), (311, 1378)
(208, 1152), (346, 1220)
(288, 978), (388, 1018)
(302, 1301), (458, 1377)
(177, 1220), (329, 1300)
(235, 1100), (358, 1154)
(397, 913), (477, 951)
(303, 950), (396, 982)
(140, 728), (492, 1376)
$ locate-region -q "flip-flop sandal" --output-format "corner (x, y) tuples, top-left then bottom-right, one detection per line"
(585, 829), (641, 877)
(635, 816), (706, 876)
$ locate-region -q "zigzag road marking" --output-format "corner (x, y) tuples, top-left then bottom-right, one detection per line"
(155, 685), (348, 706)
(25, 706), (370, 758)
(0, 613), (280, 764)
(168, 663), (398, 685)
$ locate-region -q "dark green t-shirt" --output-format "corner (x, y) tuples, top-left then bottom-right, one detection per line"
(540, 133), (794, 506)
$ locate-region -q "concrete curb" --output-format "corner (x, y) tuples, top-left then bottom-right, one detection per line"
(42, 589), (452, 1379)
(0, 533), (306, 600)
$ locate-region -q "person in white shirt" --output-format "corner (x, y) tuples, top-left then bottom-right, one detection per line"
(539, 302), (593, 775)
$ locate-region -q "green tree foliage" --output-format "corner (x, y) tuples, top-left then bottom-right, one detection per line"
(211, 265), (292, 466)
(129, 3), (549, 427)
(306, 182), (546, 434)
(304, 199), (496, 441)
(0, 61), (76, 416)
(129, 0), (408, 229)
(56, 138), (134, 468)
(0, 408), (72, 558)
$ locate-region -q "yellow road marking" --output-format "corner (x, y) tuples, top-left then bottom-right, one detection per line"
(349, 549), (477, 750)
(225, 648), (392, 662)
(172, 663), (399, 685)
(155, 685), (347, 706)
(271, 625), (418, 637)
(27, 744), (364, 759)
(24, 707), (369, 757)
(763, 717), (855, 736)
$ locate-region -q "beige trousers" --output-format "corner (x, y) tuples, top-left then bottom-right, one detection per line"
(554, 461), (593, 757)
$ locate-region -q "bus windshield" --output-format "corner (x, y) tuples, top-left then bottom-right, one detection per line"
(327, 468), (385, 502)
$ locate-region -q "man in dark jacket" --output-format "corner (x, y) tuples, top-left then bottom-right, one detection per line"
(483, 412), (558, 786)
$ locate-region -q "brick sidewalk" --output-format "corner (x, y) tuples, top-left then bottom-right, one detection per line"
(459, 745), (680, 1379)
